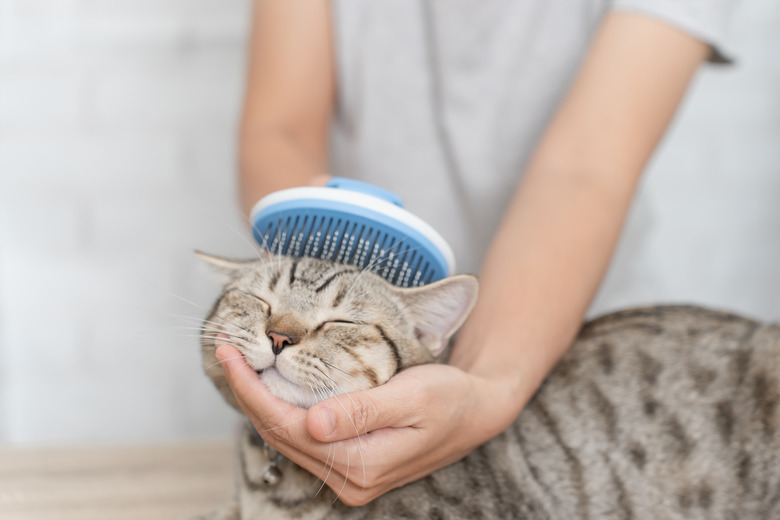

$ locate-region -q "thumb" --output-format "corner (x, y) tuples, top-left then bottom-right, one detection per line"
(306, 382), (415, 442)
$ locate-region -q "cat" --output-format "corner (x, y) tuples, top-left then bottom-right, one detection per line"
(197, 252), (780, 520)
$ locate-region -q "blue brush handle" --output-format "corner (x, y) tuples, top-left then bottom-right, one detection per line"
(326, 177), (404, 208)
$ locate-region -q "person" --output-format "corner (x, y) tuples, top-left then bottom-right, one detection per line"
(215, 0), (736, 507)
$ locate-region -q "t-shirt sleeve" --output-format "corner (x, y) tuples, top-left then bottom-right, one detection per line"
(611, 0), (740, 63)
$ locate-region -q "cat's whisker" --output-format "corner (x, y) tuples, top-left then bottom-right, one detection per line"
(321, 360), (374, 394)
(201, 333), (250, 353)
(313, 370), (368, 492)
(193, 313), (253, 331)
(154, 332), (226, 342)
(197, 317), (257, 337)
(341, 251), (394, 297)
(202, 332), (253, 346)
(250, 217), (286, 272)
(208, 201), (275, 260)
(202, 332), (255, 347)
(135, 324), (210, 336)
(313, 433), (336, 497)
(339, 390), (371, 439)
(159, 313), (208, 324)
(256, 414), (307, 435)
(308, 383), (339, 497)
(315, 366), (373, 434)
(204, 329), (257, 345)
(195, 323), (234, 333)
(141, 279), (206, 311)
(163, 315), (241, 335)
(156, 323), (217, 332)
(204, 354), (246, 371)
(305, 377), (362, 498)
(169, 314), (228, 326)
(205, 333), (239, 344)
(333, 438), (350, 504)
(331, 393), (367, 493)
(346, 236), (425, 294)
(356, 245), (403, 280)
(167, 312), (211, 321)
(169, 314), (255, 340)
(138, 321), (254, 346)
(249, 215), (275, 253)
(198, 323), (251, 337)
(221, 222), (267, 260)
(195, 320), (255, 337)
(170, 315), (239, 329)
(161, 327), (236, 339)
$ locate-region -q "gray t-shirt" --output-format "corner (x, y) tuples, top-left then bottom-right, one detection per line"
(330, 0), (737, 274)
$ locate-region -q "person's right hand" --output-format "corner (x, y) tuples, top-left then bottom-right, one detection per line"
(215, 341), (524, 506)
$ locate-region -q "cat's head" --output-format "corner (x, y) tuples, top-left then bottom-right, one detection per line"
(198, 252), (478, 410)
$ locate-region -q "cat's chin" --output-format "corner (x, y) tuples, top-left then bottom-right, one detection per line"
(258, 367), (320, 409)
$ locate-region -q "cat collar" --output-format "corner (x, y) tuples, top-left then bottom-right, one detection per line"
(250, 422), (284, 487)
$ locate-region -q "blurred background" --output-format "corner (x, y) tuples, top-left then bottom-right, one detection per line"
(0, 0), (778, 446)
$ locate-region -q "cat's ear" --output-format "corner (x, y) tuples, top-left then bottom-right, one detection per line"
(398, 275), (479, 356)
(195, 251), (253, 284)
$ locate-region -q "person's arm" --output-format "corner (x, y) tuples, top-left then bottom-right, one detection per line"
(449, 9), (710, 396)
(218, 10), (709, 506)
(238, 0), (334, 215)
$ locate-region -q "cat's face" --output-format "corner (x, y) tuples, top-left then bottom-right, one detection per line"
(199, 253), (478, 409)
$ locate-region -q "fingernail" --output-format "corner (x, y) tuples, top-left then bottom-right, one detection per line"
(317, 406), (335, 438)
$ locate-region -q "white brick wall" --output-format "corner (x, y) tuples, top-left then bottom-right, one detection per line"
(0, 0), (252, 444)
(0, 0), (779, 445)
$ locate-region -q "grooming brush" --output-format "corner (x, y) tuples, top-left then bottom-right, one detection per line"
(250, 177), (455, 287)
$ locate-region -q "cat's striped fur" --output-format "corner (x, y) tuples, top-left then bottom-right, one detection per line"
(199, 254), (780, 519)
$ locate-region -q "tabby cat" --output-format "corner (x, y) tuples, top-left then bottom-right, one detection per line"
(198, 252), (780, 520)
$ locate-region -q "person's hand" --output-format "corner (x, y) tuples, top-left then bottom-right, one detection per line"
(215, 342), (523, 506)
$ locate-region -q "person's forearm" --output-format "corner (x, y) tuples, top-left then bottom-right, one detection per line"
(239, 129), (328, 216)
(449, 11), (707, 420)
(450, 163), (639, 410)
(237, 0), (334, 216)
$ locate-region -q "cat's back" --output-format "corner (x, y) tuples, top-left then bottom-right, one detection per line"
(512, 305), (780, 519)
(345, 306), (780, 520)
(233, 305), (780, 520)
(547, 305), (777, 414)
(549, 305), (779, 442)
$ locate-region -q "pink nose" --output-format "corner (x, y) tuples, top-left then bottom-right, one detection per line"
(267, 331), (295, 355)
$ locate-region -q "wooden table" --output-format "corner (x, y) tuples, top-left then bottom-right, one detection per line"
(0, 441), (235, 520)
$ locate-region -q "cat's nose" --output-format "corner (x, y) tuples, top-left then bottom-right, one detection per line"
(267, 330), (297, 355)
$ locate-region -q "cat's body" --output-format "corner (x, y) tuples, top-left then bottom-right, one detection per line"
(199, 254), (780, 520)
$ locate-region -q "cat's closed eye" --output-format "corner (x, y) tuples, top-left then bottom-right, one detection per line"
(322, 319), (361, 327)
(233, 289), (271, 314)
(311, 320), (361, 333)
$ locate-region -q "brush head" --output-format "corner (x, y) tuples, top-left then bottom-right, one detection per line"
(250, 177), (455, 287)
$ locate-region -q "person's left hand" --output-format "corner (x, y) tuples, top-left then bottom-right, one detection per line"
(215, 342), (522, 506)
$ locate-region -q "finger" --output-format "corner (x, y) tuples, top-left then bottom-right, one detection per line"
(306, 377), (419, 442)
(215, 343), (307, 431)
(214, 343), (365, 475)
(215, 344), (332, 472)
(214, 343), (407, 483)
